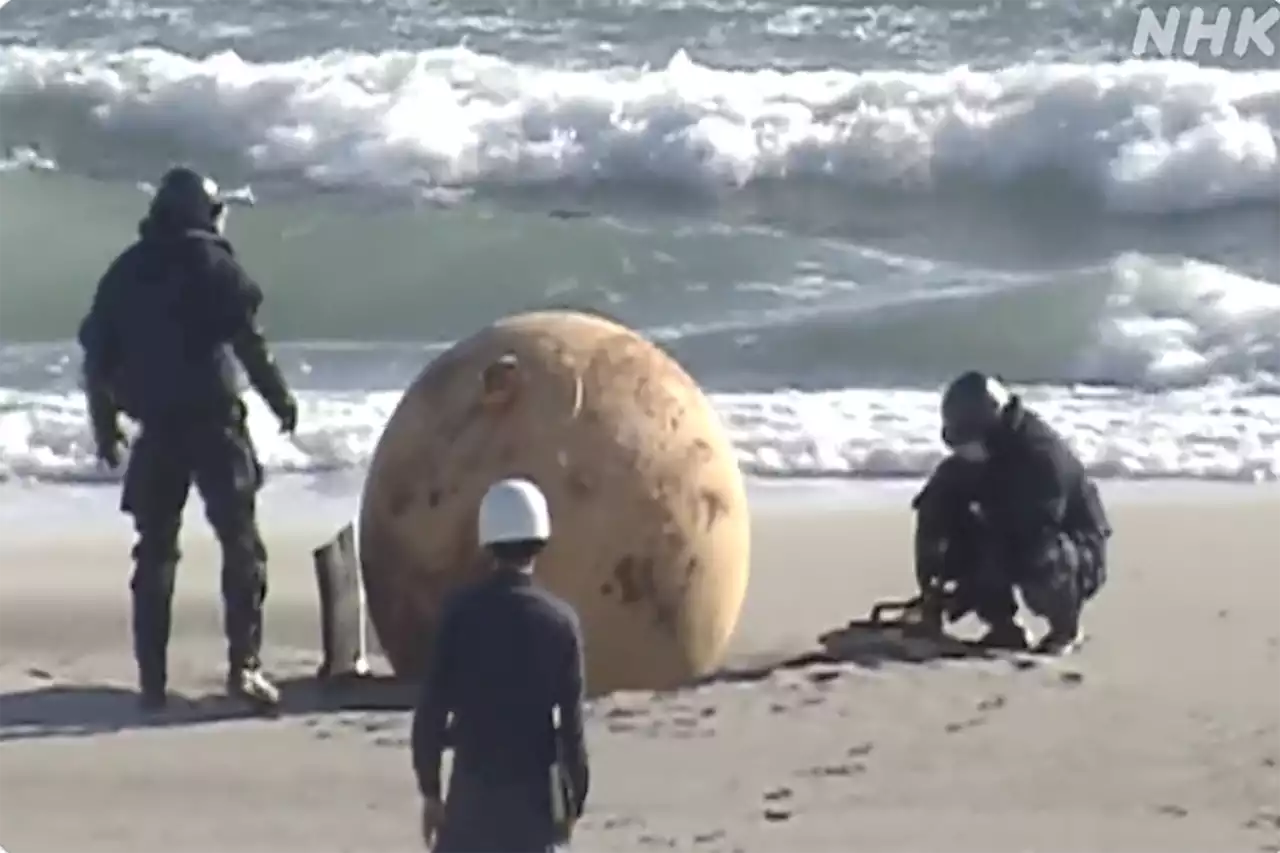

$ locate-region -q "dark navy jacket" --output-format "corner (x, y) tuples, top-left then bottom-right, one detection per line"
(977, 397), (1112, 560)
(77, 217), (293, 430)
(412, 568), (590, 851)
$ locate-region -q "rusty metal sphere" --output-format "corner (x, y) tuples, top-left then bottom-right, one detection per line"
(357, 310), (750, 694)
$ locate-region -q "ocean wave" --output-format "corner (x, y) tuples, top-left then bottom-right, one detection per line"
(2, 213), (1277, 391)
(2, 250), (1278, 485)
(2, 45), (1278, 213)
(1, 379), (1277, 486)
(2, 245), (1280, 481)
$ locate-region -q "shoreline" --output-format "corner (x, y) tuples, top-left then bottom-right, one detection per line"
(3, 472), (1278, 536)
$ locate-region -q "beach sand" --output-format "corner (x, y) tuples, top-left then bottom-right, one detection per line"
(1, 485), (1278, 852)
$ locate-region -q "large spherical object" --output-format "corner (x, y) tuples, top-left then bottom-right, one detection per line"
(357, 310), (751, 695)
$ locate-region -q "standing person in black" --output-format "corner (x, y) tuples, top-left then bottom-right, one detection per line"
(412, 478), (590, 852)
(78, 166), (298, 713)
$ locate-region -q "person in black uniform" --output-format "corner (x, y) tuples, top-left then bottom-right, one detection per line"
(412, 478), (590, 852)
(77, 166), (298, 712)
(911, 371), (1112, 655)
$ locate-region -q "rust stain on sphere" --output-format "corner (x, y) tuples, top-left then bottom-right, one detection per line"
(357, 310), (750, 695)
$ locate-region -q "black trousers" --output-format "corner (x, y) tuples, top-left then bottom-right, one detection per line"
(434, 770), (561, 853)
(959, 530), (1104, 630)
(121, 416), (267, 686)
(914, 457), (1107, 631)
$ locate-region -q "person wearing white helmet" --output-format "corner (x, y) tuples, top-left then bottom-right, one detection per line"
(412, 477), (590, 852)
(911, 371), (1112, 655)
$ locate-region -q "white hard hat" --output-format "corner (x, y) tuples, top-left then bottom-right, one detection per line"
(477, 478), (551, 546)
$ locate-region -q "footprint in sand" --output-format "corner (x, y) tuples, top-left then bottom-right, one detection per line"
(944, 718), (983, 733)
(591, 814), (644, 832)
(946, 694), (1009, 732)
(800, 762), (866, 778)
(762, 787), (794, 820)
(771, 691), (831, 714)
(601, 698), (718, 739)
(1154, 804), (1189, 818)
(977, 694), (1006, 712)
(603, 704), (650, 733)
(361, 718), (398, 733)
(665, 714), (715, 739)
(638, 833), (677, 847)
(805, 666), (845, 686)
(799, 743), (873, 777)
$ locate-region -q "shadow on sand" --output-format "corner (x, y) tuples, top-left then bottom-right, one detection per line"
(0, 620), (1047, 743)
(701, 617), (1044, 686)
(0, 673), (416, 743)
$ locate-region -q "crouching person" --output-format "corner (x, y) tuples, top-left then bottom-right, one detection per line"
(912, 371), (1112, 655)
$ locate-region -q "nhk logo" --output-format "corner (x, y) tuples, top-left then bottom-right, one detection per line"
(1133, 2), (1280, 58)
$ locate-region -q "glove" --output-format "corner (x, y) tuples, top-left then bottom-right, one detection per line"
(916, 588), (947, 634)
(420, 797), (445, 849)
(86, 382), (126, 470)
(95, 426), (127, 470)
(274, 396), (299, 435)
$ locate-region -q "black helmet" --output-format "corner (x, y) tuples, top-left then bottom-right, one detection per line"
(940, 370), (1011, 450)
(149, 166), (225, 229)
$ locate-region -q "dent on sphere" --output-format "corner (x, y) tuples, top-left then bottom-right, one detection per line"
(357, 310), (751, 695)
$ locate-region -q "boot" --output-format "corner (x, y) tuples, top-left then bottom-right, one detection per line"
(1029, 578), (1084, 655)
(135, 650), (168, 712)
(227, 666), (281, 713)
(132, 580), (173, 713)
(138, 680), (168, 713)
(219, 537), (272, 712)
(975, 618), (1030, 651)
(1034, 611), (1083, 656)
(135, 635), (168, 706)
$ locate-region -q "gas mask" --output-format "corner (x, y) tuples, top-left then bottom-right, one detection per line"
(212, 203), (229, 235)
(951, 440), (989, 464)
